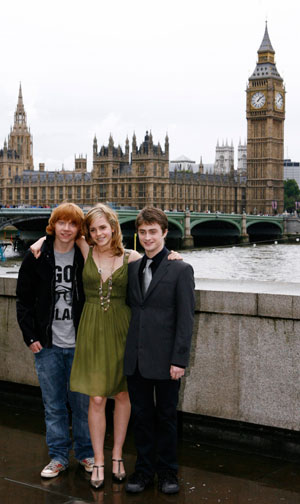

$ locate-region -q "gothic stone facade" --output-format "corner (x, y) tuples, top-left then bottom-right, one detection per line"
(0, 91), (246, 213)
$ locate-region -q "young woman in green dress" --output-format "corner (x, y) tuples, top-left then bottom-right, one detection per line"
(70, 204), (141, 489)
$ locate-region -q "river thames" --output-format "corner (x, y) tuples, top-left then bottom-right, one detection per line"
(2, 241), (300, 285)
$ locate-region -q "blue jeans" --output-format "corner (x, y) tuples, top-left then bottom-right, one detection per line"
(34, 345), (93, 466)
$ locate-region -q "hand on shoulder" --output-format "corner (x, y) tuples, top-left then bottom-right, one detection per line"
(168, 250), (183, 261)
(128, 250), (142, 263)
(30, 236), (46, 259)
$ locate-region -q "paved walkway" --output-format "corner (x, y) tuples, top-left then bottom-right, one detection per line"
(1, 401), (300, 504)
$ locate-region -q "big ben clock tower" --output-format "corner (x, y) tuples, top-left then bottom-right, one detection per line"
(246, 23), (285, 214)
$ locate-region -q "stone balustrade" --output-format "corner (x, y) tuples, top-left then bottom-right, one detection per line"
(1, 276), (300, 431)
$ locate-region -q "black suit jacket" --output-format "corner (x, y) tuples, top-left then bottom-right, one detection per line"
(124, 255), (195, 380)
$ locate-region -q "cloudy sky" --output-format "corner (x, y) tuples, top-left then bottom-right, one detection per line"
(0, 0), (299, 171)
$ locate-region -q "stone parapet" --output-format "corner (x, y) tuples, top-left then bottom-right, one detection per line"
(1, 276), (300, 431)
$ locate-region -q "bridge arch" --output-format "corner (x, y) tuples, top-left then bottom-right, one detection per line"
(191, 217), (241, 233)
(247, 220), (283, 242)
(191, 217), (241, 246)
(0, 215), (50, 231)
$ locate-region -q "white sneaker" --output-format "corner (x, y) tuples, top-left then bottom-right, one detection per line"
(80, 457), (95, 473)
(41, 460), (67, 478)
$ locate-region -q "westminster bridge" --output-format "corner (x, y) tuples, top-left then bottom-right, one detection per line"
(0, 206), (298, 247)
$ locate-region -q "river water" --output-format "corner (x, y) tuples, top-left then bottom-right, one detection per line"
(181, 243), (300, 283)
(2, 241), (300, 286)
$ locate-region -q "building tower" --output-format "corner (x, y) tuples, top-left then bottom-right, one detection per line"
(214, 139), (234, 174)
(237, 139), (247, 175)
(7, 84), (33, 171)
(246, 23), (285, 214)
(131, 131), (170, 209)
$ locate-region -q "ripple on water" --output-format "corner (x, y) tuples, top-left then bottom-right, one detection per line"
(181, 244), (300, 283)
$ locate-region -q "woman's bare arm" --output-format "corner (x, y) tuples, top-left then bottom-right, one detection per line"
(30, 236), (46, 258)
(76, 236), (89, 261)
(128, 250), (142, 263)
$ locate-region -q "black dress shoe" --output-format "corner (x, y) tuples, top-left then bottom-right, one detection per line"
(158, 471), (179, 494)
(125, 471), (153, 493)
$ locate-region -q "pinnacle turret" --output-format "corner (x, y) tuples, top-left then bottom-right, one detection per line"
(258, 22), (274, 54)
(14, 83), (27, 125)
(8, 85), (33, 167)
(249, 23), (282, 81)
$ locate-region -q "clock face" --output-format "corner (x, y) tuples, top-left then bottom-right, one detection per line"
(251, 92), (266, 109)
(275, 92), (283, 110)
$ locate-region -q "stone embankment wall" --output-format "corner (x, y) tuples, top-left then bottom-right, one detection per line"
(1, 276), (300, 431)
(285, 216), (300, 234)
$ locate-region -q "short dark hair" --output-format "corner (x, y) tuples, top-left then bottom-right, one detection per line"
(136, 207), (168, 233)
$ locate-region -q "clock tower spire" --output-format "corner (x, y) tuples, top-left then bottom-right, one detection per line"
(246, 23), (285, 214)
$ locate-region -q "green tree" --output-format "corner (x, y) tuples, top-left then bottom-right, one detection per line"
(284, 179), (300, 212)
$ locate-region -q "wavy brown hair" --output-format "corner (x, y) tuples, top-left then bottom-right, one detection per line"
(46, 203), (84, 239)
(83, 203), (124, 256)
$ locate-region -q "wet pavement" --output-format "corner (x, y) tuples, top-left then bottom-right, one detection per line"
(1, 401), (300, 504)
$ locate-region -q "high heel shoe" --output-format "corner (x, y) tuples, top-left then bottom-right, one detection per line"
(90, 465), (104, 489)
(112, 458), (126, 482)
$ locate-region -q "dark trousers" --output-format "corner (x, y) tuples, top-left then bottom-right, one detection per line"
(127, 367), (180, 478)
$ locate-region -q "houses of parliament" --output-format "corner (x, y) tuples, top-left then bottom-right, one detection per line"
(0, 25), (285, 215)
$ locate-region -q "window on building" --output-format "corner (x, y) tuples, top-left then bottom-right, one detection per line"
(100, 165), (106, 176)
(50, 187), (54, 200)
(77, 187), (81, 199)
(85, 186), (90, 200)
(138, 164), (145, 175)
(59, 187), (63, 200)
(16, 188), (21, 201)
(139, 184), (146, 197)
(68, 187), (72, 200)
(160, 165), (164, 177)
(114, 186), (118, 198)
(33, 187), (37, 200)
(100, 185), (106, 198)
(153, 185), (157, 198)
(42, 187), (46, 201)
(25, 188), (29, 200)
(128, 184), (132, 198)
(121, 185), (125, 198)
(153, 164), (157, 176)
(8, 188), (12, 200)
(161, 186), (164, 198)
(8, 166), (11, 177)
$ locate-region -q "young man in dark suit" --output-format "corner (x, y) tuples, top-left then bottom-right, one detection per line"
(124, 207), (195, 494)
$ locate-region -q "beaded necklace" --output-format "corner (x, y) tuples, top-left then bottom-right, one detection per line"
(96, 253), (116, 312)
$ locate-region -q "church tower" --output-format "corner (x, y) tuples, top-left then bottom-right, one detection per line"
(246, 23), (285, 214)
(7, 84), (33, 171)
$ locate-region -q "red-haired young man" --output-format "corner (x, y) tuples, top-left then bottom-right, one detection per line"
(16, 203), (94, 478)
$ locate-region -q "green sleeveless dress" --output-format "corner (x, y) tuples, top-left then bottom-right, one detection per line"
(70, 249), (131, 397)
